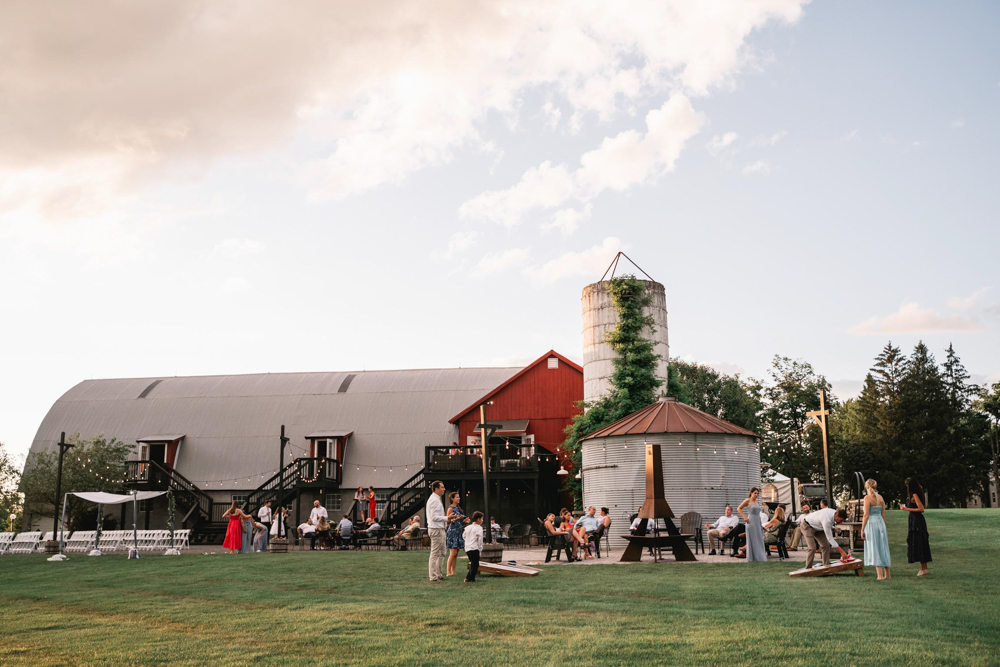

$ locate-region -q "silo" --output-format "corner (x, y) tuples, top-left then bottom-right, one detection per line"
(580, 398), (761, 550)
(582, 279), (668, 403)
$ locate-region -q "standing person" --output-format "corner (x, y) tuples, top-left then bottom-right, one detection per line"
(464, 512), (484, 583)
(861, 479), (892, 580)
(901, 477), (931, 576)
(240, 513), (254, 554)
(354, 487), (366, 522)
(270, 506), (288, 541)
(309, 500), (328, 525)
(445, 492), (468, 577)
(256, 501), (272, 552)
(222, 502), (248, 554)
(426, 480), (447, 582)
(738, 487), (767, 562)
(367, 487), (377, 525)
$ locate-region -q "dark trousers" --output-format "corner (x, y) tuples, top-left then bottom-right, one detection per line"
(466, 549), (480, 582)
(310, 529), (330, 549)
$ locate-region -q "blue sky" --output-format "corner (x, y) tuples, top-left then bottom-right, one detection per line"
(1, 1), (997, 463)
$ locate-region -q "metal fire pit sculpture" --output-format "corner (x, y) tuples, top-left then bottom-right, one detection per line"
(619, 443), (696, 562)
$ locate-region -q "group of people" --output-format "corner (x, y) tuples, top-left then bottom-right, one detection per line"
(543, 506), (612, 562)
(222, 500), (289, 554)
(426, 480), (485, 582)
(700, 476), (932, 579)
(353, 486), (378, 523)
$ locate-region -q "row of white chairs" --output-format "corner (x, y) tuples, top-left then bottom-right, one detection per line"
(0, 529), (191, 554)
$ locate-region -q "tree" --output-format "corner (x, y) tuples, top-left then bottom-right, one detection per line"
(0, 442), (23, 532)
(669, 358), (763, 433)
(973, 382), (1000, 508)
(20, 435), (132, 531)
(759, 356), (831, 487)
(562, 275), (664, 501)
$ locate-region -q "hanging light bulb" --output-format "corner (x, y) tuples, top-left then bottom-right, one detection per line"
(624, 443), (628, 449)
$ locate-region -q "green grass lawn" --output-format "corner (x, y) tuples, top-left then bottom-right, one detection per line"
(2, 509), (999, 666)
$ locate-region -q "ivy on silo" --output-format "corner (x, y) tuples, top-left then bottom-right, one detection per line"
(561, 274), (663, 503)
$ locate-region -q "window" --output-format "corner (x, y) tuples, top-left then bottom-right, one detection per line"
(375, 493), (387, 517)
(231, 494), (247, 505)
(547, 357), (559, 369)
(138, 500), (150, 512)
(326, 494), (341, 512)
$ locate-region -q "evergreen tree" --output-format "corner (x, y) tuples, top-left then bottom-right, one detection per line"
(973, 382), (1000, 507)
(898, 342), (953, 506)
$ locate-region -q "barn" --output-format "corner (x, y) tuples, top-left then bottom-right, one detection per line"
(26, 350), (582, 540)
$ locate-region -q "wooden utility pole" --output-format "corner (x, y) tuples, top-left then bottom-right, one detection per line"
(477, 403), (501, 544)
(807, 390), (833, 508)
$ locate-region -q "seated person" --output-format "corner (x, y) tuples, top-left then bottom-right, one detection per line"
(336, 515), (354, 548)
(763, 506), (787, 557)
(542, 513), (574, 563)
(395, 515), (421, 548)
(630, 515), (648, 535)
(789, 503), (810, 551)
(490, 517), (502, 540)
(297, 518), (316, 543)
(365, 518), (381, 537)
(311, 517), (331, 550)
(574, 506), (601, 556)
(705, 505), (740, 555)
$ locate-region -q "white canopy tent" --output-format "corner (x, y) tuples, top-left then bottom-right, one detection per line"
(50, 490), (166, 561)
(769, 472), (803, 515)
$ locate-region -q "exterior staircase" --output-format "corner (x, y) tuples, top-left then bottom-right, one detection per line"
(126, 459), (220, 541)
(379, 468), (428, 528)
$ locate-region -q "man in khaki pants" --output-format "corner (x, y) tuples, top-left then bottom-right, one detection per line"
(426, 480), (447, 582)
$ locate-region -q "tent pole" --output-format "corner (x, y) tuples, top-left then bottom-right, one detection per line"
(128, 490), (141, 559)
(47, 493), (70, 561)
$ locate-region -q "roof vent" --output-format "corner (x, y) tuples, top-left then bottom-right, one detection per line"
(138, 379), (162, 399)
(337, 374), (357, 393)
(547, 357), (559, 369)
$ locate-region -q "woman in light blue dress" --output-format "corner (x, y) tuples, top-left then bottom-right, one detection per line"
(862, 478), (891, 580)
(240, 515), (254, 554)
(738, 487), (767, 562)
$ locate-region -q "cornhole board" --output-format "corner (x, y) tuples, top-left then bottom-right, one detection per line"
(789, 558), (864, 577)
(468, 561), (540, 577)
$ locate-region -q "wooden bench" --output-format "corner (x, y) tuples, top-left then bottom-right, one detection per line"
(620, 534), (696, 562)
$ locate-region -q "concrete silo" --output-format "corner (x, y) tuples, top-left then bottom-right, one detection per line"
(580, 397), (761, 550)
(582, 279), (668, 404)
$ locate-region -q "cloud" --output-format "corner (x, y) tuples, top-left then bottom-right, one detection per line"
(0, 1), (807, 215)
(460, 94), (705, 227)
(213, 238), (266, 259)
(742, 160), (770, 175)
(442, 230), (480, 259)
(523, 236), (625, 284)
(542, 101), (563, 130)
(849, 302), (984, 335)
(543, 204), (593, 236)
(706, 132), (738, 155)
(951, 117), (966, 129)
(948, 287), (991, 310)
(472, 247), (530, 277)
(748, 130), (787, 147)
(218, 275), (252, 294)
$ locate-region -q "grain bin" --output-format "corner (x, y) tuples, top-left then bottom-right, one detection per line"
(580, 397), (760, 550)
(582, 279), (668, 403)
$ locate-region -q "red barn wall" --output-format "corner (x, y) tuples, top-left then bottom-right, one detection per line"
(455, 359), (583, 456)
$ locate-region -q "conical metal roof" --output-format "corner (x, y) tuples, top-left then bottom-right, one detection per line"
(580, 397), (759, 440)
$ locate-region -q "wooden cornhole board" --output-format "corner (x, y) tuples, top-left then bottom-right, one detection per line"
(789, 559), (865, 578)
(468, 561), (540, 577)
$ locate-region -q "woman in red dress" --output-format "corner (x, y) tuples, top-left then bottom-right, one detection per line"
(367, 486), (377, 524)
(222, 502), (249, 553)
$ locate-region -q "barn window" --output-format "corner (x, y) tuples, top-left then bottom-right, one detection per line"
(326, 494), (342, 512)
(547, 357), (559, 369)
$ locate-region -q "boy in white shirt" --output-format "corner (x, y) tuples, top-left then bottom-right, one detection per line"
(464, 511), (485, 583)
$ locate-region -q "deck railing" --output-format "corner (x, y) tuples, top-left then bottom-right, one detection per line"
(425, 445), (538, 474)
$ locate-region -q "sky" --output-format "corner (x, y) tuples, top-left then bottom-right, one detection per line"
(2, 1), (998, 465)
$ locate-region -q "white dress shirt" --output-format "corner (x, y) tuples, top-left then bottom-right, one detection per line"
(712, 514), (739, 530)
(258, 506), (272, 523)
(310, 506), (328, 523)
(298, 522), (316, 535)
(464, 523), (484, 552)
(801, 508), (838, 545)
(426, 492), (446, 529)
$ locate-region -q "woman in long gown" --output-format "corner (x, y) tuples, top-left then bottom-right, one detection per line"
(240, 514), (254, 554)
(901, 477), (931, 576)
(367, 487), (377, 525)
(738, 487), (767, 562)
(861, 478), (891, 580)
(222, 502), (248, 554)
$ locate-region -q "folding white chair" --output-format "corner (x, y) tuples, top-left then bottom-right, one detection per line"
(9, 532), (43, 554)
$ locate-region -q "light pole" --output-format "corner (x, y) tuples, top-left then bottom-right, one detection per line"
(45, 432), (74, 556)
(477, 402), (501, 544)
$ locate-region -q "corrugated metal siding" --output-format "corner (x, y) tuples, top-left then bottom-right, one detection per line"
(29, 367), (521, 491)
(582, 433), (760, 549)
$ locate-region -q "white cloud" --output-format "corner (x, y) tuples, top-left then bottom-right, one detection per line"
(542, 101), (562, 130)
(523, 236), (625, 284)
(948, 287), (991, 310)
(442, 230), (480, 259)
(218, 275), (252, 294)
(748, 130), (786, 147)
(849, 302), (984, 335)
(0, 1), (807, 214)
(472, 247), (530, 278)
(742, 159), (770, 175)
(951, 117), (966, 129)
(706, 131), (738, 155)
(543, 204), (593, 236)
(213, 238), (266, 260)
(460, 94), (705, 227)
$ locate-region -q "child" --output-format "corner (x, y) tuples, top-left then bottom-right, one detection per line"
(464, 511), (484, 583)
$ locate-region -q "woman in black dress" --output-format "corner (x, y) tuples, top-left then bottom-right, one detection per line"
(901, 477), (931, 576)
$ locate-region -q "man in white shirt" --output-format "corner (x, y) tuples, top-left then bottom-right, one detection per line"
(257, 501), (272, 529)
(800, 507), (849, 568)
(706, 505), (740, 555)
(297, 519), (316, 540)
(426, 480), (447, 582)
(309, 500), (328, 524)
